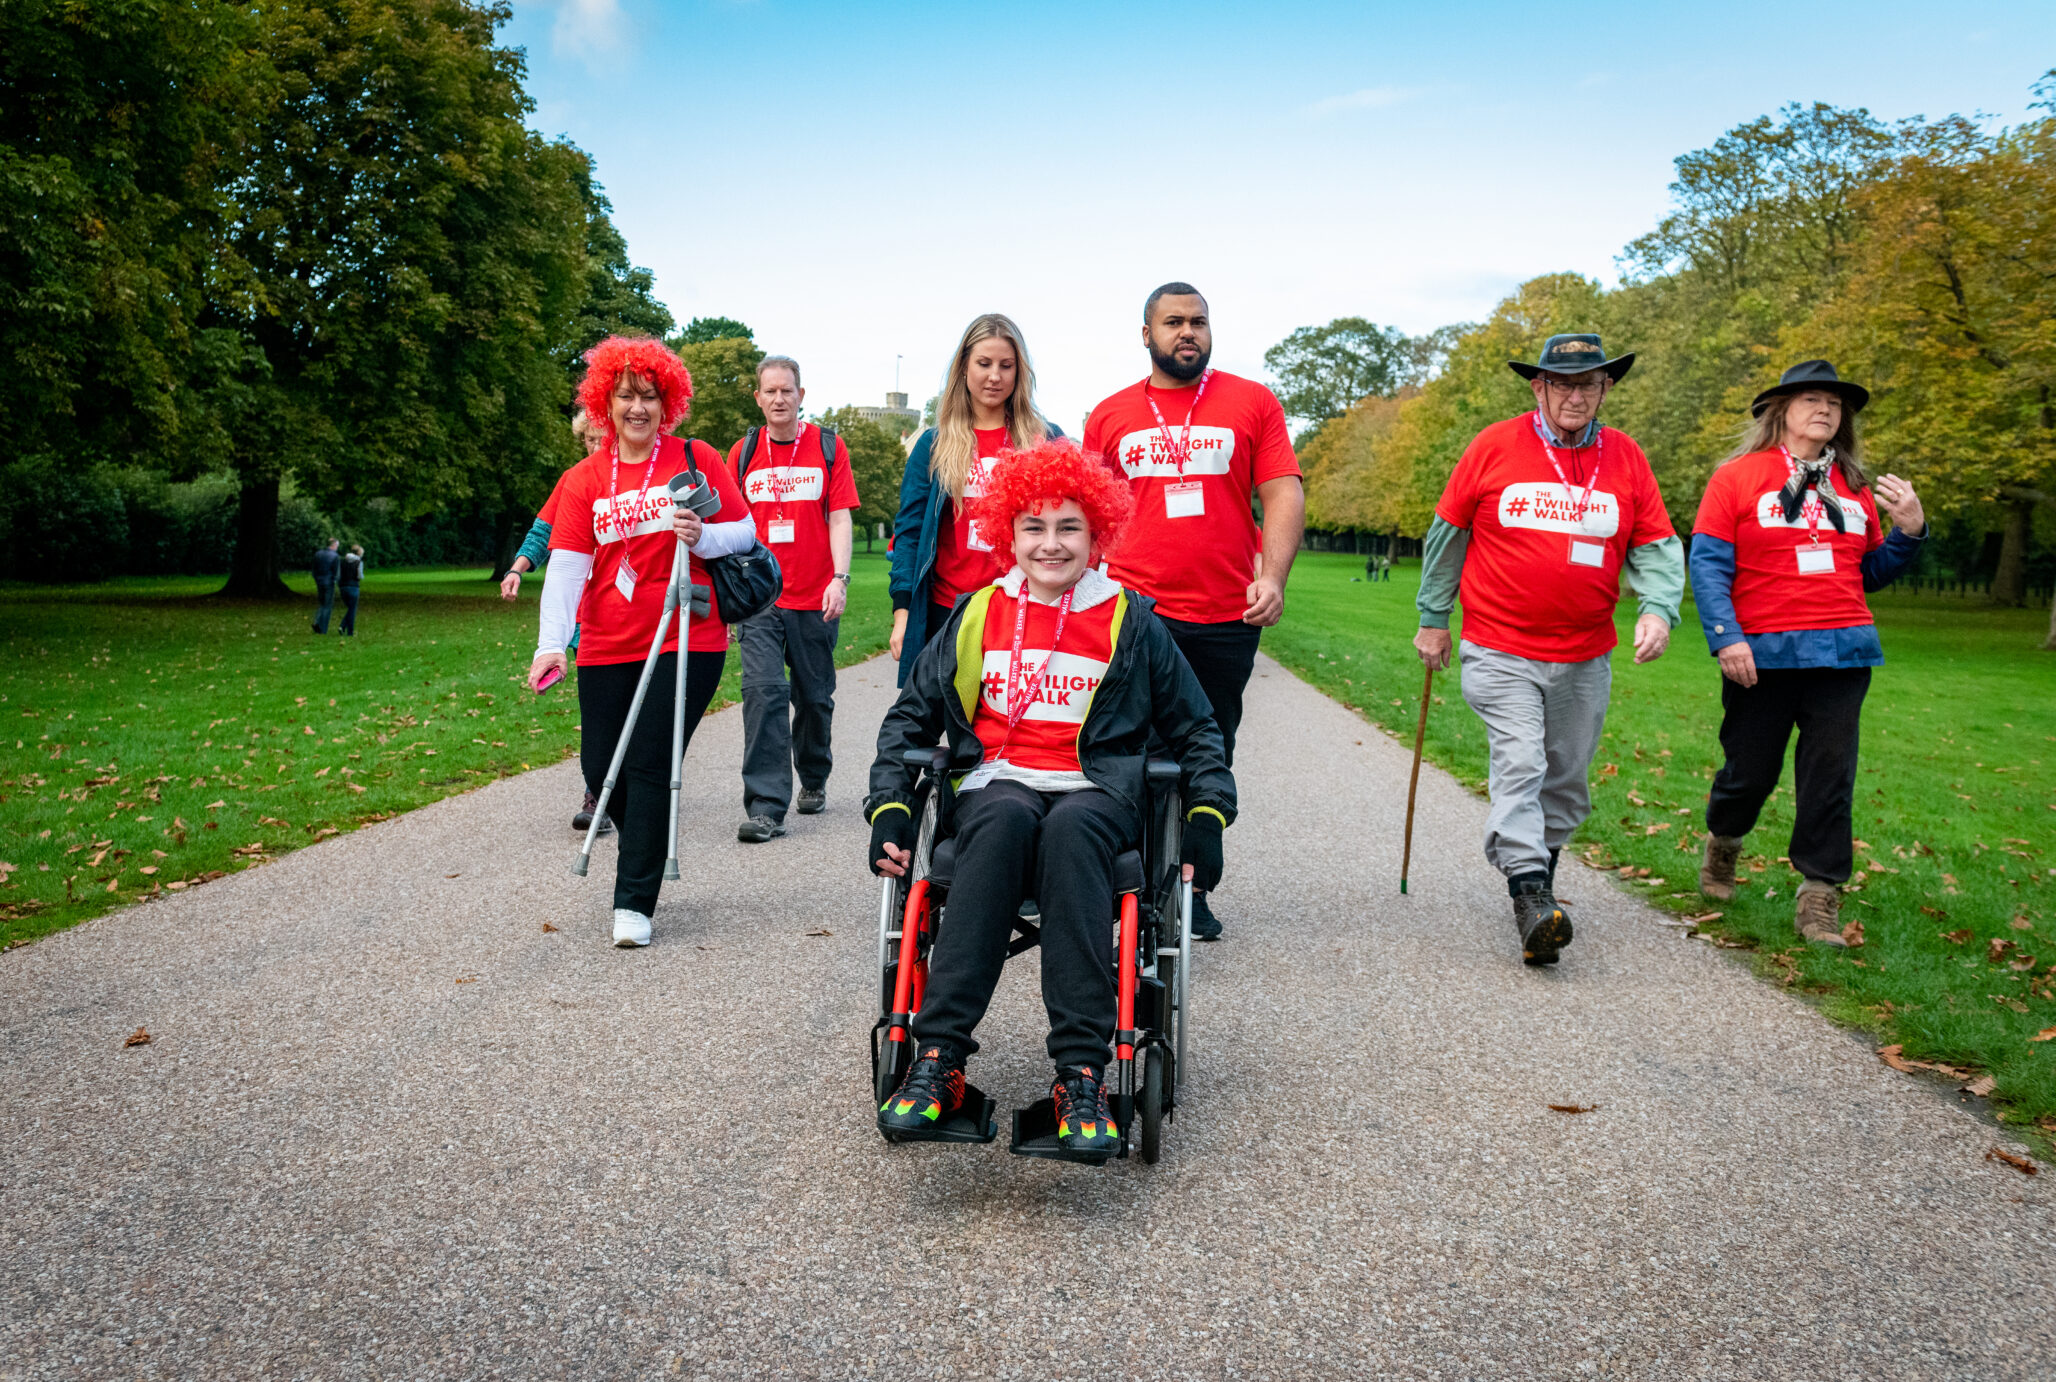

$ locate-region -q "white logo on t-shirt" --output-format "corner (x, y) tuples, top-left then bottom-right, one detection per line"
(744, 465), (824, 505)
(1754, 490), (1868, 535)
(591, 487), (674, 544)
(977, 649), (1108, 724)
(1495, 483), (1622, 537)
(1112, 426), (1236, 479)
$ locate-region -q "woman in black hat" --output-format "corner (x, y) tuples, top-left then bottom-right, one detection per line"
(1686, 360), (1927, 945)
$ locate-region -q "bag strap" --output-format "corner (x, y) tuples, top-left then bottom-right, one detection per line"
(738, 427), (760, 483)
(816, 427), (838, 519)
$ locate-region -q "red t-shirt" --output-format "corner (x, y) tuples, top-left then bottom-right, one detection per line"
(1436, 414), (1674, 662)
(537, 466), (573, 527)
(928, 427), (1012, 609)
(1083, 370), (1301, 624)
(1692, 449), (1883, 634)
(547, 435), (749, 664)
(730, 424), (860, 612)
(968, 586), (1120, 773)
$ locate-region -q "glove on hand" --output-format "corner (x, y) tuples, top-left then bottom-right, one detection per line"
(1181, 811), (1223, 893)
(869, 806), (916, 876)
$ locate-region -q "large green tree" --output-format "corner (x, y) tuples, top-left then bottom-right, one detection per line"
(671, 332), (764, 454)
(815, 405), (906, 543)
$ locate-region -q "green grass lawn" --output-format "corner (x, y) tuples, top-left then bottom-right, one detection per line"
(1266, 552), (2056, 1141)
(0, 551), (894, 948)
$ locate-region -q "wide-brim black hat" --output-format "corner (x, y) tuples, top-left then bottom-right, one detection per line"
(1751, 359), (1869, 416)
(1508, 333), (1634, 383)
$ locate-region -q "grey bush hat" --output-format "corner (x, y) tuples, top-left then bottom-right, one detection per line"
(1508, 333), (1635, 383)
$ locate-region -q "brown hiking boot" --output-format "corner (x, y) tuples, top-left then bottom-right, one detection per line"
(1794, 880), (1845, 947)
(1699, 834), (1742, 901)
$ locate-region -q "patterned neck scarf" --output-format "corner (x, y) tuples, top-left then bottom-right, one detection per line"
(1778, 447), (1847, 533)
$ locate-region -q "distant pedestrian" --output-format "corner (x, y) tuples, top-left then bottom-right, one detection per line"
(1413, 334), (1683, 966)
(1377, 554), (1392, 583)
(311, 539), (340, 633)
(1688, 360), (1928, 946)
(337, 545), (364, 635)
(731, 355), (860, 842)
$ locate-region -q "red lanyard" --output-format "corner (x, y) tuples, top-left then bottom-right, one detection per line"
(1536, 413), (1602, 524)
(607, 435), (664, 548)
(765, 425), (805, 523)
(1143, 369), (1214, 475)
(1780, 448), (1831, 547)
(1002, 586), (1073, 740)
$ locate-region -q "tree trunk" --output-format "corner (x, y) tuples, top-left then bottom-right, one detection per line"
(490, 508), (522, 581)
(1991, 493), (2035, 607)
(2043, 583), (2056, 651)
(219, 473), (291, 598)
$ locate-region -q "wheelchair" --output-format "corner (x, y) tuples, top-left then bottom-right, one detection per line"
(871, 748), (1193, 1165)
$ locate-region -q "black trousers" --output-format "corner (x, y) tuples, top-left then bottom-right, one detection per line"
(337, 585), (359, 635)
(913, 781), (1137, 1072)
(739, 606), (838, 821)
(1158, 617), (1262, 768)
(577, 650), (726, 915)
(1705, 666), (1871, 885)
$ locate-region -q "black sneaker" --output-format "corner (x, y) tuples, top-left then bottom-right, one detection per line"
(879, 1043), (967, 1134)
(1189, 891), (1222, 941)
(1052, 1065), (1119, 1157)
(737, 815), (786, 843)
(795, 787), (826, 815)
(573, 791), (614, 836)
(1511, 872), (1572, 965)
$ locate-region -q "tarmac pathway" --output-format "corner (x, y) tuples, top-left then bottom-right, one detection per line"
(4, 653), (2051, 1381)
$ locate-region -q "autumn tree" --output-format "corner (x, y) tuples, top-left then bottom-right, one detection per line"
(814, 406), (906, 549)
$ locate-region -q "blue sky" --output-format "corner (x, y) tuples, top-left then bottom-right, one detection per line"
(504, 1), (2055, 432)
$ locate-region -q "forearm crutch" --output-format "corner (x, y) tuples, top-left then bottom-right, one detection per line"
(1400, 664), (1433, 895)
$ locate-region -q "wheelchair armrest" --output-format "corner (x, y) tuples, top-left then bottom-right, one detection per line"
(1145, 758), (1182, 786)
(903, 746), (949, 775)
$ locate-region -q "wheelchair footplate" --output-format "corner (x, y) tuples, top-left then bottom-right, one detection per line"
(882, 1081), (999, 1145)
(1008, 1097), (1118, 1166)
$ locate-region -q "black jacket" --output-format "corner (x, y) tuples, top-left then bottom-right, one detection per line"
(864, 573), (1235, 830)
(312, 548), (340, 584)
(339, 552), (362, 587)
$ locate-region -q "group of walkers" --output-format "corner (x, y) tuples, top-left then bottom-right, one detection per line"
(508, 283), (1925, 1152)
(309, 539), (364, 635)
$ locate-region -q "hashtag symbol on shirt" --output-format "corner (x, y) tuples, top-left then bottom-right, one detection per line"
(1125, 443), (1144, 468)
(982, 671), (1005, 703)
(1506, 496), (1529, 517)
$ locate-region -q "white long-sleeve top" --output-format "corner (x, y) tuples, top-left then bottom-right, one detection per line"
(534, 517), (757, 659)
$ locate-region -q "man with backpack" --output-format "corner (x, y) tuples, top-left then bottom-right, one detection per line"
(730, 355), (860, 842)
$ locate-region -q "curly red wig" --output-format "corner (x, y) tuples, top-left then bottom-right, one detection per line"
(965, 438), (1135, 571)
(576, 336), (694, 440)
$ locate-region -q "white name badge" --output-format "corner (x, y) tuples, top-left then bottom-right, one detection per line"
(1568, 539), (1606, 568)
(957, 760), (1001, 792)
(767, 520), (796, 544)
(1796, 546), (1835, 574)
(614, 560), (637, 602)
(1165, 481), (1206, 518)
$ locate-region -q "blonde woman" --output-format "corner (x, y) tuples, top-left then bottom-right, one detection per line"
(887, 313), (1060, 682)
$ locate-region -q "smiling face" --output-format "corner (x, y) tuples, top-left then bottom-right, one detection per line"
(1781, 389), (1843, 451)
(610, 371), (662, 450)
(1012, 498), (1094, 602)
(964, 336), (1018, 419)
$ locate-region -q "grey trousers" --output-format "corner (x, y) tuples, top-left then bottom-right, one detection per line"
(739, 606), (839, 822)
(1457, 641), (1612, 879)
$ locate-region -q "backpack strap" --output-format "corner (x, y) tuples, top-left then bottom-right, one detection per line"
(816, 427), (838, 520)
(738, 426), (760, 484)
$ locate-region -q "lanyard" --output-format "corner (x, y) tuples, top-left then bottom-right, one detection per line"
(607, 435), (664, 552)
(1781, 447), (1828, 547)
(1143, 369), (1214, 476)
(765, 425), (805, 523)
(1535, 412), (1602, 524)
(1002, 585), (1073, 741)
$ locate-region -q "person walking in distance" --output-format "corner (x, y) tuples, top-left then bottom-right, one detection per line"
(336, 545), (364, 636)
(1082, 282), (1304, 940)
(731, 355), (860, 842)
(1412, 335), (1684, 966)
(311, 539), (340, 633)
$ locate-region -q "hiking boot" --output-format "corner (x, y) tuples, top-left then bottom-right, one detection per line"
(573, 791), (614, 836)
(795, 787), (827, 815)
(1189, 892), (1222, 941)
(611, 908), (651, 948)
(1052, 1065), (1119, 1157)
(1700, 833), (1743, 901)
(878, 1043), (966, 1134)
(1510, 872), (1572, 965)
(1794, 880), (1845, 947)
(737, 815), (786, 843)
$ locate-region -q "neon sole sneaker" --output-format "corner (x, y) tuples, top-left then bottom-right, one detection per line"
(1052, 1065), (1119, 1156)
(878, 1044), (967, 1135)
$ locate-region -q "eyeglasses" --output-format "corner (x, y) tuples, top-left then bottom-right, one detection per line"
(1542, 377), (1606, 395)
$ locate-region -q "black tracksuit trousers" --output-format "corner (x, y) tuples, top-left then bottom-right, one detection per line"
(912, 780), (1136, 1073)
(1704, 666), (1870, 885)
(1158, 617), (1262, 768)
(577, 650), (726, 915)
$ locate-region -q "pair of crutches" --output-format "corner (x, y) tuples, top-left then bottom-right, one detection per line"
(574, 468), (724, 879)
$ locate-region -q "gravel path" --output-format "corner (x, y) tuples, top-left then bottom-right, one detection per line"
(4, 652), (2051, 1381)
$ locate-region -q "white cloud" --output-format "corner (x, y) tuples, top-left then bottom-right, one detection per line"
(547, 0), (624, 63)
(1305, 85), (1425, 117)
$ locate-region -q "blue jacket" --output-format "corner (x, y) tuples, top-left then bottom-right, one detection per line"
(888, 423), (1062, 685)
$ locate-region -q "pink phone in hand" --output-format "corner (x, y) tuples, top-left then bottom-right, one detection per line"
(534, 663), (564, 694)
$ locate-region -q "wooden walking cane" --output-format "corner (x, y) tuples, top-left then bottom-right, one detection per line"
(1400, 664), (1434, 895)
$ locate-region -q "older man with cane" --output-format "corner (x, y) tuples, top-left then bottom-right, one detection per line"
(1412, 335), (1683, 965)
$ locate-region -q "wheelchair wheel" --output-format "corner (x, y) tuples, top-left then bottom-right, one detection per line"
(1139, 1043), (1166, 1164)
(872, 784), (939, 1131)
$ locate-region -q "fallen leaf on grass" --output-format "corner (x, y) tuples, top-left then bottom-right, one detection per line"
(1991, 995), (2030, 1014)
(2013, 917), (2035, 931)
(258, 816), (291, 829)
(2011, 955), (2038, 972)
(806, 927), (832, 937)
(1547, 1104), (1598, 1114)
(1941, 929), (1971, 944)
(308, 826), (338, 841)
(138, 866), (157, 876)
(1989, 938), (2017, 963)
(1963, 1075), (1998, 1097)
(1986, 1147), (2038, 1176)
(542, 922), (559, 933)
(1840, 919), (1865, 948)
(2030, 1026), (2056, 1043)
(123, 1027), (151, 1048)
(1684, 911), (1723, 924)
(1644, 823), (1671, 836)
(204, 800), (225, 810)
(1878, 1044), (1917, 1073)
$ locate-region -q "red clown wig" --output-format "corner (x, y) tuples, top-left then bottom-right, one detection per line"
(966, 438), (1135, 569)
(576, 336), (695, 442)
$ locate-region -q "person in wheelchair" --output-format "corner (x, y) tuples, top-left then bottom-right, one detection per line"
(866, 438), (1235, 1155)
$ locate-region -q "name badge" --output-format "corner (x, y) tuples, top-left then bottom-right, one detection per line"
(614, 558), (637, 602)
(1165, 481), (1205, 518)
(1796, 546), (1835, 574)
(1567, 539), (1606, 568)
(957, 760), (1002, 792)
(967, 521), (993, 553)
(767, 520), (795, 544)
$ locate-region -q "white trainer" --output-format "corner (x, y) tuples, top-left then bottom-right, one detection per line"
(611, 909), (651, 948)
